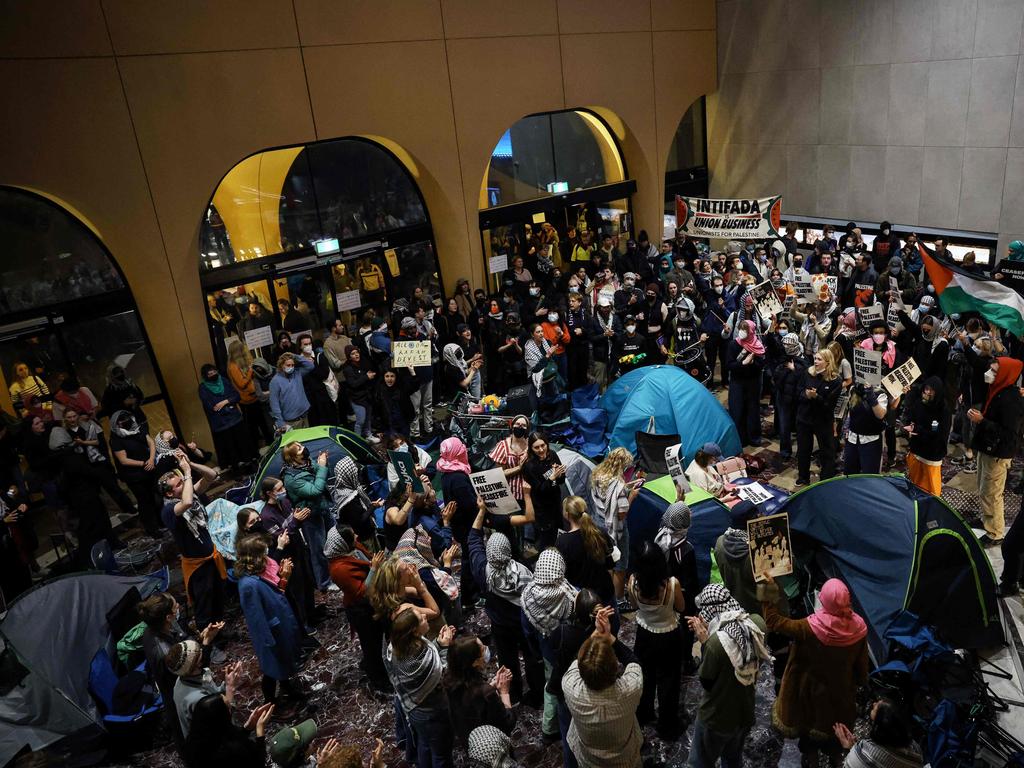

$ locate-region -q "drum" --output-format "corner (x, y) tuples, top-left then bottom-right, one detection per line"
(675, 345), (711, 385)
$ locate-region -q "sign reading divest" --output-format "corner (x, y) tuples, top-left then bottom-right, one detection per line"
(388, 450), (424, 493)
(853, 347), (883, 386)
(392, 340), (432, 367)
(675, 195), (783, 240)
(470, 468), (520, 515)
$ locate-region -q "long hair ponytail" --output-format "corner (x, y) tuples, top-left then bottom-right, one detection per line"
(563, 496), (607, 563)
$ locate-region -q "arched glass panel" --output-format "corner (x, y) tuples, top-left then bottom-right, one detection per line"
(484, 110), (625, 208)
(0, 188), (124, 312)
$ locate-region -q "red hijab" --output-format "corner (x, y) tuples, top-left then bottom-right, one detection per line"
(983, 357), (1023, 415)
(806, 579), (868, 647)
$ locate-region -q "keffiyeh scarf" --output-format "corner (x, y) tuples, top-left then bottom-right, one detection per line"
(484, 532), (533, 607)
(395, 525), (459, 600)
(468, 725), (518, 768)
(696, 583), (771, 686)
(521, 549), (578, 637)
(654, 501), (691, 554)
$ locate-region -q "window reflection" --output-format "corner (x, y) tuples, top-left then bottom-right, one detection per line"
(62, 311), (160, 400)
(0, 188), (124, 312)
(386, 241), (439, 302)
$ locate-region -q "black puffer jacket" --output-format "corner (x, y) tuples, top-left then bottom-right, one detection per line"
(906, 377), (952, 462)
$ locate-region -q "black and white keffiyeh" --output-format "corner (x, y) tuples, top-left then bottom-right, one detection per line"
(696, 583), (771, 686)
(484, 532), (532, 607)
(521, 549), (578, 637)
(468, 725), (517, 768)
(654, 500), (691, 554)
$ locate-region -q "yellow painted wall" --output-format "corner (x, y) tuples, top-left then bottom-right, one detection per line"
(0, 0), (717, 446)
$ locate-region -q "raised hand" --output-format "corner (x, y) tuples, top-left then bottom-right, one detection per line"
(437, 625), (456, 647)
(315, 738), (342, 764)
(441, 544), (460, 568)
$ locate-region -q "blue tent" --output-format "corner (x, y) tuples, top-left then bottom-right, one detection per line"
(778, 475), (1001, 661)
(601, 365), (741, 464)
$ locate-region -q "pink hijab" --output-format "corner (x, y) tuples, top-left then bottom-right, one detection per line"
(858, 336), (896, 368)
(807, 579), (868, 647)
(437, 436), (471, 474)
(738, 319), (765, 355)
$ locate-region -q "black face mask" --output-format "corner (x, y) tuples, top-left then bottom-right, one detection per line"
(168, 436), (180, 449)
(512, 426), (528, 438)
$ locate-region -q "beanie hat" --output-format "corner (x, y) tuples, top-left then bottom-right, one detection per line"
(167, 639), (203, 678)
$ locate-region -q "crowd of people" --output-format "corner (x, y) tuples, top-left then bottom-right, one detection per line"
(3, 217), (1023, 768)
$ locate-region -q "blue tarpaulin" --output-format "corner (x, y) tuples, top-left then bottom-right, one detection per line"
(601, 365), (741, 464)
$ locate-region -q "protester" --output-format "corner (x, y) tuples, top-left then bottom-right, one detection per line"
(519, 430), (567, 549)
(834, 699), (923, 768)
(443, 634), (516, 745)
(280, 442), (336, 591)
(269, 352), (315, 432)
(760, 576), (869, 766)
(590, 447), (641, 607)
(557, 496), (616, 611)
(904, 377), (952, 496)
(795, 349), (841, 486)
(437, 436), (479, 605)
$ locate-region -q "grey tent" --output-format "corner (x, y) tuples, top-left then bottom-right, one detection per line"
(0, 573), (157, 766)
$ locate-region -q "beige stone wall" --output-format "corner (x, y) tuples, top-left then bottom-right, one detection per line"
(0, 0), (716, 444)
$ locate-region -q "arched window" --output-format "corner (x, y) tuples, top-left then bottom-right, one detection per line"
(478, 109), (635, 290)
(0, 186), (175, 434)
(199, 138), (440, 366)
(664, 97), (709, 216)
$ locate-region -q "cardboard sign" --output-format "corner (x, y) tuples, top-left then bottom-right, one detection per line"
(834, 387), (851, 419)
(392, 340), (432, 367)
(886, 299), (904, 332)
(243, 325), (274, 350)
(336, 290), (363, 312)
(810, 273), (838, 298)
(388, 449), (425, 493)
(736, 481), (773, 506)
(853, 347), (883, 386)
(664, 444), (691, 495)
(857, 303), (884, 327)
(751, 280), (783, 318)
(470, 468), (520, 515)
(748, 513), (793, 583)
(778, 295), (796, 323)
(793, 273), (816, 303)
(881, 357), (922, 399)
(489, 254), (509, 274)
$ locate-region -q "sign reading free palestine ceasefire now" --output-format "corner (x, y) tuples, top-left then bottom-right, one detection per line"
(675, 195), (784, 240)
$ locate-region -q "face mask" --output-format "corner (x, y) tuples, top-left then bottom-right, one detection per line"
(778, 327), (788, 336)
(529, 287), (540, 296)
(737, 330), (749, 341)
(168, 436), (180, 449)
(275, 491), (287, 503)
(547, 313), (558, 322)
(646, 294), (656, 301)
(624, 279), (635, 288)
(984, 369), (997, 384)
(872, 333), (886, 345)
(927, 285), (934, 293)
(569, 286), (579, 293)
(512, 426), (528, 438)
(626, 324), (637, 334)
(714, 286), (723, 294)
(205, 373), (217, 381)
(302, 344), (313, 353)
(882, 229), (890, 236)
(283, 365), (295, 374)
(891, 266), (901, 275)
(482, 647), (491, 665)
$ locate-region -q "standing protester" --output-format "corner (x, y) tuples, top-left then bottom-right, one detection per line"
(843, 384), (888, 476)
(341, 346), (376, 439)
(280, 442), (335, 592)
(904, 378), (952, 496)
(269, 352), (314, 433)
(726, 319), (766, 448)
(519, 430), (567, 550)
(590, 447), (641, 608)
(967, 356), (1023, 546)
(687, 584), (770, 768)
(197, 364), (254, 473)
(437, 436), (479, 606)
(110, 409), (160, 536)
(795, 349), (841, 486)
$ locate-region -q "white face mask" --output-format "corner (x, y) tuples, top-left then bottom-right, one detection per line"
(547, 313), (558, 323)
(283, 365), (295, 374)
(714, 286), (723, 294)
(984, 368), (997, 384)
(625, 324), (637, 334)
(737, 330), (749, 341)
(529, 287), (540, 296)
(302, 344), (313, 354)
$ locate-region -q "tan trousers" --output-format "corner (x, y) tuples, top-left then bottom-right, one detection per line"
(978, 452), (1011, 539)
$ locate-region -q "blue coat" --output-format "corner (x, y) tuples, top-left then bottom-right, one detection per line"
(237, 574), (302, 681)
(197, 376), (243, 433)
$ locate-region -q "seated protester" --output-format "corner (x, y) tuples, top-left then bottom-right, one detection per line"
(325, 526), (391, 691)
(627, 541), (685, 740)
(904, 378), (952, 496)
(166, 639), (240, 740)
(239, 496), (318, 636)
(382, 473), (441, 553)
(686, 442), (731, 500)
(384, 608), (457, 768)
(374, 368), (413, 438)
(467, 502), (544, 708)
(519, 430), (567, 550)
(654, 500), (700, 655)
(160, 456), (225, 632)
(234, 534), (306, 714)
(443, 343), (483, 401)
(522, 549), (580, 744)
(557, 496), (616, 610)
(281, 442), (334, 592)
(612, 314), (647, 376)
(110, 409), (160, 536)
(562, 608), (643, 768)
(468, 725), (520, 768)
(760, 577), (869, 768)
(196, 364), (254, 473)
(844, 384), (888, 475)
(184, 693), (273, 768)
(385, 433), (434, 492)
(329, 455), (382, 547)
(687, 585), (771, 768)
(444, 635), (516, 746)
(341, 346), (377, 439)
(772, 333), (805, 460)
(589, 447), (641, 608)
(834, 699), (923, 768)
(138, 592), (223, 745)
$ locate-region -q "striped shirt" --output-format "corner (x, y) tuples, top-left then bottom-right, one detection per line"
(488, 438), (527, 500)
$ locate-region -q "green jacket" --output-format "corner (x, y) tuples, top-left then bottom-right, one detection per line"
(282, 463), (331, 518)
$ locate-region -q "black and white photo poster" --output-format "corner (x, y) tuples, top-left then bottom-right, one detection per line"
(748, 513), (793, 583)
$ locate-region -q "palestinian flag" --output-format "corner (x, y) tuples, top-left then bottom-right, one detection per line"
(918, 244), (1024, 337)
